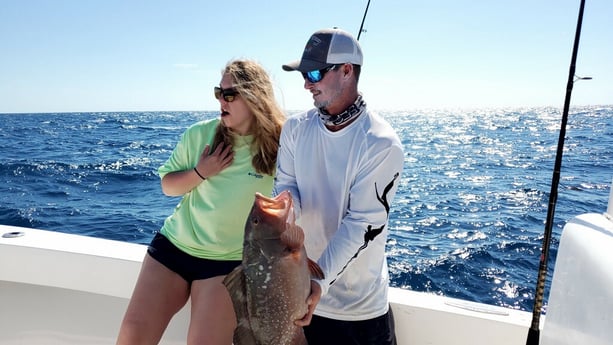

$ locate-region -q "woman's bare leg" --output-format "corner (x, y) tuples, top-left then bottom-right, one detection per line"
(187, 275), (237, 345)
(116, 254), (190, 345)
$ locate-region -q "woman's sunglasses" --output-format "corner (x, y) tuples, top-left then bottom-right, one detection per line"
(214, 86), (239, 102)
(302, 65), (338, 83)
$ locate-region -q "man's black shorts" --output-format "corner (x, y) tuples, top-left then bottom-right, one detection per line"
(304, 307), (397, 345)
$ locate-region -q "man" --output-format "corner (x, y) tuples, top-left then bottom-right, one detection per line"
(274, 27), (404, 345)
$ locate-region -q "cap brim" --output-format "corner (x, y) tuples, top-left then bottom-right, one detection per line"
(282, 60), (300, 71)
(282, 59), (331, 73)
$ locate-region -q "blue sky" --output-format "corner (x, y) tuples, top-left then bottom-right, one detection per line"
(1, 0), (611, 113)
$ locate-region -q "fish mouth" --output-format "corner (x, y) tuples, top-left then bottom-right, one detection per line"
(254, 191), (293, 224)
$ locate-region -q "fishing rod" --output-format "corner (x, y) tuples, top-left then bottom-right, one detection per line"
(357, 0), (371, 41)
(526, 0), (588, 344)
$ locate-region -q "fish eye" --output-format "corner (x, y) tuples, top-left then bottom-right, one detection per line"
(252, 216), (259, 225)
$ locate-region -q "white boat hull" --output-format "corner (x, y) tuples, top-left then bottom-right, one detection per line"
(1, 224), (539, 345)
(0, 226), (189, 345)
(6, 208), (613, 344)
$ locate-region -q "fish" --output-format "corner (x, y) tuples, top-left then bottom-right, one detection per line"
(223, 190), (324, 345)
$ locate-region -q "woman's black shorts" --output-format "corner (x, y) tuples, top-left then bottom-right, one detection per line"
(147, 232), (241, 284)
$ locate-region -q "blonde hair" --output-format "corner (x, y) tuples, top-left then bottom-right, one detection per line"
(212, 60), (285, 176)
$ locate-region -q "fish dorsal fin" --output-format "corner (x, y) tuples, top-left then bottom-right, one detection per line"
(222, 266), (245, 304)
(280, 224), (305, 250)
(308, 258), (325, 280)
(222, 266), (259, 345)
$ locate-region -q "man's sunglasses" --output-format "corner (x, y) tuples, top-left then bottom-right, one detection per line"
(302, 65), (339, 83)
(214, 86), (239, 102)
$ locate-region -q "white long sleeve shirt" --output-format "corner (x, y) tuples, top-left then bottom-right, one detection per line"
(273, 107), (404, 320)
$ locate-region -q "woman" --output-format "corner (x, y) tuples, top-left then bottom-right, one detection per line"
(116, 59), (285, 345)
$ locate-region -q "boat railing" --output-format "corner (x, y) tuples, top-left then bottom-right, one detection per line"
(606, 177), (613, 221)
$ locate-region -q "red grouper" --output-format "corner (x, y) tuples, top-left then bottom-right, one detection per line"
(223, 190), (324, 345)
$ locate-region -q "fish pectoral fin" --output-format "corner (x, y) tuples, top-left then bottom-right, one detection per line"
(281, 224), (305, 250)
(308, 258), (325, 280)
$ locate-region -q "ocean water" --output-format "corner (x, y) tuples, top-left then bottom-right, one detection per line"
(1, 106), (612, 312)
